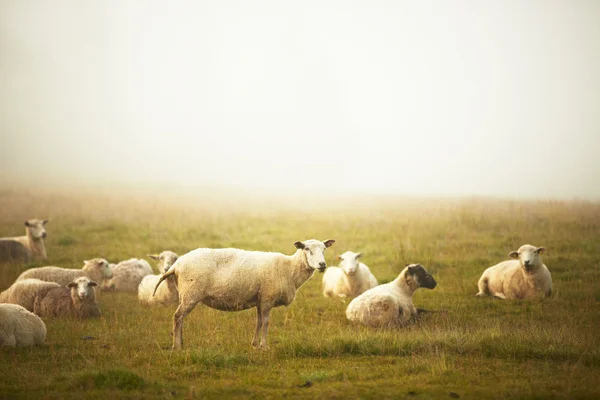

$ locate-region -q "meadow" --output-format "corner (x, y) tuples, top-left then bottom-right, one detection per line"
(0, 187), (599, 399)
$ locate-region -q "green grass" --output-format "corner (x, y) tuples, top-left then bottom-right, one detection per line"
(1, 189), (599, 399)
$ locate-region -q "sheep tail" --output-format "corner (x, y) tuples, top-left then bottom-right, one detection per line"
(153, 268), (176, 297)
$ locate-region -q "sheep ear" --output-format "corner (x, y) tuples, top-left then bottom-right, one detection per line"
(24, 221), (31, 227)
(337, 255), (343, 260)
(88, 281), (98, 287)
(405, 263), (410, 267)
(148, 254), (159, 260)
(323, 239), (335, 248)
(536, 247), (546, 255)
(509, 251), (519, 259)
(294, 241), (305, 250)
(67, 282), (77, 288)
(42, 219), (49, 225)
(355, 253), (363, 259)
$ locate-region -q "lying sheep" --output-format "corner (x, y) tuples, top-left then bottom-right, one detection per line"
(101, 258), (154, 292)
(153, 239), (335, 350)
(138, 251), (179, 305)
(322, 251), (378, 299)
(16, 258), (113, 287)
(476, 244), (552, 299)
(0, 304), (47, 346)
(0, 279), (60, 311)
(0, 219), (49, 263)
(346, 264), (437, 328)
(34, 276), (101, 318)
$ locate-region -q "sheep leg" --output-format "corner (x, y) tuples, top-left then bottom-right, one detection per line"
(172, 298), (198, 350)
(259, 305), (272, 350)
(251, 305), (263, 348)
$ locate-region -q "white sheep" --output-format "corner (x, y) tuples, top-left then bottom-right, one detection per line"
(346, 264), (437, 328)
(33, 276), (101, 318)
(0, 279), (61, 311)
(153, 239), (335, 350)
(322, 251), (378, 299)
(16, 258), (113, 287)
(101, 258), (154, 292)
(138, 251), (179, 306)
(0, 303), (47, 346)
(476, 244), (552, 299)
(0, 219), (49, 263)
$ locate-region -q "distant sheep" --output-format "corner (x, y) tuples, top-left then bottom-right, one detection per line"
(322, 251), (378, 299)
(0, 219), (49, 263)
(346, 264), (437, 328)
(101, 258), (153, 292)
(16, 258), (113, 287)
(153, 239), (335, 350)
(0, 304), (47, 346)
(33, 276), (101, 318)
(0, 279), (60, 311)
(138, 251), (179, 306)
(476, 244), (552, 299)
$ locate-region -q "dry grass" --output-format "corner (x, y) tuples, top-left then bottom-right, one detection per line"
(0, 187), (599, 399)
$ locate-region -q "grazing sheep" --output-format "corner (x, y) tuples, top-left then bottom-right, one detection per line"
(0, 219), (49, 263)
(33, 276), (101, 318)
(153, 239), (335, 350)
(101, 258), (153, 292)
(16, 258), (113, 287)
(322, 251), (378, 299)
(0, 304), (47, 346)
(138, 251), (179, 305)
(346, 264), (437, 328)
(0, 279), (61, 311)
(476, 244), (552, 299)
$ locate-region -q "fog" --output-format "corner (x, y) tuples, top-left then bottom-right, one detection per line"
(1, 1), (599, 199)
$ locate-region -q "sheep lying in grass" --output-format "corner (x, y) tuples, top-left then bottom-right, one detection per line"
(16, 258), (113, 287)
(101, 258), (154, 292)
(0, 304), (47, 346)
(138, 251), (179, 305)
(322, 251), (378, 299)
(346, 264), (437, 328)
(0, 219), (49, 263)
(34, 276), (101, 318)
(153, 239), (335, 350)
(476, 244), (552, 299)
(0, 279), (60, 311)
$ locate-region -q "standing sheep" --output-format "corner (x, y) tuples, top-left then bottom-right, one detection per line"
(346, 264), (437, 328)
(0, 304), (47, 346)
(33, 276), (101, 318)
(0, 219), (49, 263)
(16, 258), (113, 287)
(153, 239), (335, 350)
(476, 244), (552, 299)
(0, 279), (61, 311)
(322, 251), (378, 299)
(101, 258), (154, 292)
(138, 251), (179, 305)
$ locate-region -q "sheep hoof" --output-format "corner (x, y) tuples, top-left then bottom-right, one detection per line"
(475, 292), (486, 297)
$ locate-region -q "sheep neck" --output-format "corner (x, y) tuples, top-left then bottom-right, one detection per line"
(289, 250), (314, 289)
(394, 270), (417, 296)
(26, 229), (47, 259)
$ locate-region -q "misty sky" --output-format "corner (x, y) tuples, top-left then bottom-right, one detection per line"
(1, 1), (599, 199)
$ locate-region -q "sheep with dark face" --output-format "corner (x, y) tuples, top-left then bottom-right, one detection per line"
(33, 276), (101, 318)
(0, 219), (49, 263)
(476, 244), (552, 299)
(346, 264), (437, 328)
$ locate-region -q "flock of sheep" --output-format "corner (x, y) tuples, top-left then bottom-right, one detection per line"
(0, 218), (553, 349)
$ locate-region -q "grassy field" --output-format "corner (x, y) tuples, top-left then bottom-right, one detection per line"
(1, 187), (599, 399)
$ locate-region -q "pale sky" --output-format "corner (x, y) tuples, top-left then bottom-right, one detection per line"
(1, 1), (599, 199)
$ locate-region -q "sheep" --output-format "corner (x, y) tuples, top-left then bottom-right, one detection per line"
(476, 244), (552, 299)
(138, 251), (179, 305)
(153, 239), (335, 350)
(0, 304), (47, 346)
(0, 219), (49, 263)
(16, 258), (113, 287)
(322, 251), (378, 299)
(0, 279), (61, 311)
(33, 276), (101, 318)
(346, 264), (437, 328)
(101, 258), (154, 292)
